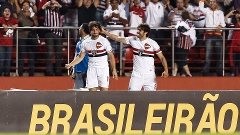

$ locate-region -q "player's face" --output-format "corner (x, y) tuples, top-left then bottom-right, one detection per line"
(90, 26), (100, 38)
(137, 28), (147, 39)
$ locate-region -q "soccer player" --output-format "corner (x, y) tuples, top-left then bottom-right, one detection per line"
(65, 21), (118, 91)
(101, 23), (169, 91)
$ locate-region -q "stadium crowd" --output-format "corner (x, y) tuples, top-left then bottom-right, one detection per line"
(0, 0), (239, 77)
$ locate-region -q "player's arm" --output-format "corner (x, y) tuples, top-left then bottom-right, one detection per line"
(65, 51), (86, 69)
(101, 28), (127, 44)
(108, 52), (118, 80)
(156, 52), (169, 77)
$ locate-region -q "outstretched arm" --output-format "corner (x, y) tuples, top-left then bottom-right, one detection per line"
(101, 28), (127, 44)
(65, 52), (86, 69)
(108, 52), (118, 80)
(156, 52), (169, 77)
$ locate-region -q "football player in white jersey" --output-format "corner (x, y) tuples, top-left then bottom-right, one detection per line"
(65, 21), (118, 91)
(102, 23), (169, 91)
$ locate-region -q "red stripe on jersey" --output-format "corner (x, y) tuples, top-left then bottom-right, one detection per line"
(155, 49), (161, 54)
(87, 49), (106, 53)
(132, 48), (155, 54)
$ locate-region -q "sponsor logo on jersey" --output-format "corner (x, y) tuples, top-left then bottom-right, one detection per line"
(138, 49), (144, 56)
(96, 42), (103, 49)
(144, 43), (151, 49)
(91, 50), (97, 56)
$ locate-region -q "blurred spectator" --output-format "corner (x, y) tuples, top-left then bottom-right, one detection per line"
(140, 0), (146, 12)
(0, 0), (17, 18)
(17, 0), (38, 76)
(121, 0), (130, 19)
(0, 0), (5, 9)
(35, 0), (47, 38)
(72, 23), (89, 89)
(168, 0), (195, 76)
(186, 0), (205, 47)
(199, 0), (226, 76)
(96, 0), (109, 25)
(225, 9), (240, 76)
(128, 0), (144, 36)
(161, 0), (174, 41)
(232, 0), (240, 9)
(77, 0), (99, 27)
(37, 0), (68, 76)
(0, 6), (19, 76)
(15, 0), (37, 14)
(168, 10), (195, 77)
(145, 0), (165, 45)
(103, 0), (127, 76)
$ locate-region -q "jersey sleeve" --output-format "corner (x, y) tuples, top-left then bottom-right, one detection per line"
(105, 38), (112, 52)
(125, 36), (134, 46)
(152, 40), (161, 54)
(80, 41), (86, 52)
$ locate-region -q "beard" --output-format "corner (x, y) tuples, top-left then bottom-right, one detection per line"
(91, 33), (99, 39)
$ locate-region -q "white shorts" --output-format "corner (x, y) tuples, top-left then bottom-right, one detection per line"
(86, 67), (109, 89)
(128, 71), (157, 91)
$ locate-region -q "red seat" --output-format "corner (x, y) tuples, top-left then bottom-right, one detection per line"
(125, 47), (133, 63)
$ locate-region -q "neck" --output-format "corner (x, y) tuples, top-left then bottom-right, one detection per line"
(85, 4), (91, 8)
(5, 17), (10, 20)
(81, 34), (87, 39)
(210, 7), (217, 11)
(91, 35), (99, 40)
(140, 36), (147, 41)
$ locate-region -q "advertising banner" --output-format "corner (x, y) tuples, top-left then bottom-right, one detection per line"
(0, 91), (239, 134)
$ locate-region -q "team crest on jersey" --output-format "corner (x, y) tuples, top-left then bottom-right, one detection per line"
(144, 43), (151, 49)
(138, 49), (144, 56)
(96, 42), (103, 49)
(91, 50), (97, 56)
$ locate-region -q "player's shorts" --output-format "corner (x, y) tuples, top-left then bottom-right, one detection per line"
(86, 67), (109, 89)
(128, 71), (157, 91)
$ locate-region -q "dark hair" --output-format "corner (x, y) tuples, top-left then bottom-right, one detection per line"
(81, 23), (90, 34)
(22, 0), (31, 6)
(88, 21), (102, 32)
(110, 0), (119, 3)
(181, 10), (190, 20)
(2, 6), (12, 16)
(137, 23), (151, 37)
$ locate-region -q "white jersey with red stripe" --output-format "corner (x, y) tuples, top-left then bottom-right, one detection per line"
(81, 35), (112, 68)
(125, 36), (161, 74)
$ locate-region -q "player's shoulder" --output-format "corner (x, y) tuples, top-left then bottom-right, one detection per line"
(128, 36), (138, 41)
(147, 38), (157, 43)
(147, 38), (159, 47)
(98, 35), (109, 42)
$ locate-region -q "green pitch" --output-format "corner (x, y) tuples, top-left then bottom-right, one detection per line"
(0, 133), (239, 135)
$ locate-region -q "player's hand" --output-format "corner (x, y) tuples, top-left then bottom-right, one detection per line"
(65, 64), (72, 69)
(100, 27), (106, 34)
(161, 71), (169, 78)
(112, 70), (118, 80)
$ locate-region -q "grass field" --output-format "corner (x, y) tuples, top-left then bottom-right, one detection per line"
(0, 133), (239, 135)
